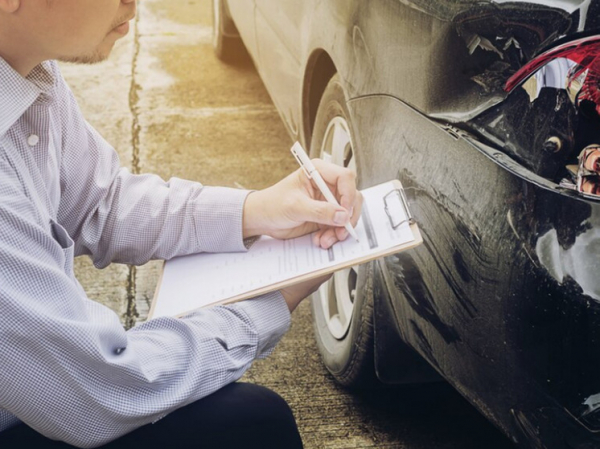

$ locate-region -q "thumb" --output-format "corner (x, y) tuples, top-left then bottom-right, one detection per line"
(296, 196), (349, 227)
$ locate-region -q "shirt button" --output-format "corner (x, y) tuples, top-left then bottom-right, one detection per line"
(27, 134), (39, 147)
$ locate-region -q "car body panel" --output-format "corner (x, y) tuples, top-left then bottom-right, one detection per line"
(224, 0), (600, 445)
(254, 1), (305, 135)
(348, 93), (600, 446)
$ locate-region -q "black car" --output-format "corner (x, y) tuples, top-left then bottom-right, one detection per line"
(212, 1), (600, 447)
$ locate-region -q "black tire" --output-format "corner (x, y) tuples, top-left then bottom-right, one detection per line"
(211, 0), (246, 63)
(309, 74), (378, 388)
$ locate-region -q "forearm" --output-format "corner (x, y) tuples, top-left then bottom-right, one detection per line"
(66, 168), (251, 267)
(56, 76), (251, 266)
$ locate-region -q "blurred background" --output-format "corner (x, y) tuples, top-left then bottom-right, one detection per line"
(62, 0), (512, 447)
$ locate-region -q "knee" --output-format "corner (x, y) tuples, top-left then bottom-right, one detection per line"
(223, 383), (303, 447)
(230, 383), (296, 424)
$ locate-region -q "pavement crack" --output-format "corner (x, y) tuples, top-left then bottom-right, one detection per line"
(125, 10), (142, 329)
(129, 10), (142, 177)
(125, 266), (138, 330)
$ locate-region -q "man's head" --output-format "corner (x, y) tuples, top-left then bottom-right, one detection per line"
(0, 0), (136, 76)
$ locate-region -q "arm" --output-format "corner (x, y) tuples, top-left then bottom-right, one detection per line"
(56, 68), (362, 264)
(55, 75), (248, 267)
(0, 158), (290, 448)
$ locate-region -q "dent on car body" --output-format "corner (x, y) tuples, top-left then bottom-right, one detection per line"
(470, 39), (600, 200)
(423, 0), (599, 122)
(444, 0), (600, 178)
(344, 0), (596, 122)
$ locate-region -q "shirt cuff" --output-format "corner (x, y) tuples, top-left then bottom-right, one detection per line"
(192, 186), (250, 253)
(229, 291), (291, 358)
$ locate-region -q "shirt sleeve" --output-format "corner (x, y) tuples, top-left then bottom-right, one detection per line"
(0, 156), (291, 448)
(55, 73), (248, 267)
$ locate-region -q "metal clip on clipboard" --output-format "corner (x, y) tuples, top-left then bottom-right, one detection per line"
(383, 188), (415, 229)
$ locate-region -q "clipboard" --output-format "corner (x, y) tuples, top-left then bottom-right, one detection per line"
(149, 179), (422, 319)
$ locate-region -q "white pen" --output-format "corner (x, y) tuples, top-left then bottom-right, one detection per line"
(290, 141), (360, 242)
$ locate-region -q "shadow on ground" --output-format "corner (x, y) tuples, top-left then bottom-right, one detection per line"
(347, 382), (514, 449)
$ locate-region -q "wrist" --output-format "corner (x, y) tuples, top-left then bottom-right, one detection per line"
(242, 190), (268, 239)
(279, 288), (303, 312)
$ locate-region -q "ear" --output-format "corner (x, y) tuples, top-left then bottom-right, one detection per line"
(0, 0), (20, 13)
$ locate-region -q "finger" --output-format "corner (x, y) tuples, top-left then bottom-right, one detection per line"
(312, 231), (321, 246)
(335, 226), (349, 241)
(312, 159), (358, 211)
(313, 227), (328, 246)
(295, 195), (350, 228)
(317, 228), (339, 249)
(315, 225), (351, 246)
(312, 227), (338, 248)
(349, 191), (364, 227)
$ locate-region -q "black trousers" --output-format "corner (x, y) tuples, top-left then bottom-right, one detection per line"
(0, 383), (304, 449)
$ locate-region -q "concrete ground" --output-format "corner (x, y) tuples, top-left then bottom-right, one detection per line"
(62, 0), (514, 447)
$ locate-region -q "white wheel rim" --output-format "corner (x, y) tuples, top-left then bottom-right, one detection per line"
(318, 116), (359, 340)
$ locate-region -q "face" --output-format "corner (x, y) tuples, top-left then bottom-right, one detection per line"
(19, 0), (136, 65)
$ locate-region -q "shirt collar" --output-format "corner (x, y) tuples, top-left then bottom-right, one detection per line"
(0, 57), (57, 137)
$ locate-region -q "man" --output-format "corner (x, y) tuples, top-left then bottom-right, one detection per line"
(0, 0), (362, 447)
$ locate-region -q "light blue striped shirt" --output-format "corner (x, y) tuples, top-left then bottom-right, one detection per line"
(0, 58), (290, 448)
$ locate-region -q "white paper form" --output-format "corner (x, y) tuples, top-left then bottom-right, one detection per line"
(151, 181), (415, 318)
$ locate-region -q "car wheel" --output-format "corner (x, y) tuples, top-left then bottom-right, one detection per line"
(309, 74), (378, 388)
(211, 0), (245, 63)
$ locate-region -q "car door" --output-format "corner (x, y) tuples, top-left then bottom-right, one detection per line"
(253, 1), (310, 138)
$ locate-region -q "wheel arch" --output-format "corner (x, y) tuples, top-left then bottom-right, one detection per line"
(301, 49), (337, 149)
(305, 61), (440, 386)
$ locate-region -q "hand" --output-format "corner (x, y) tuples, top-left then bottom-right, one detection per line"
(243, 159), (362, 249)
(280, 274), (332, 312)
